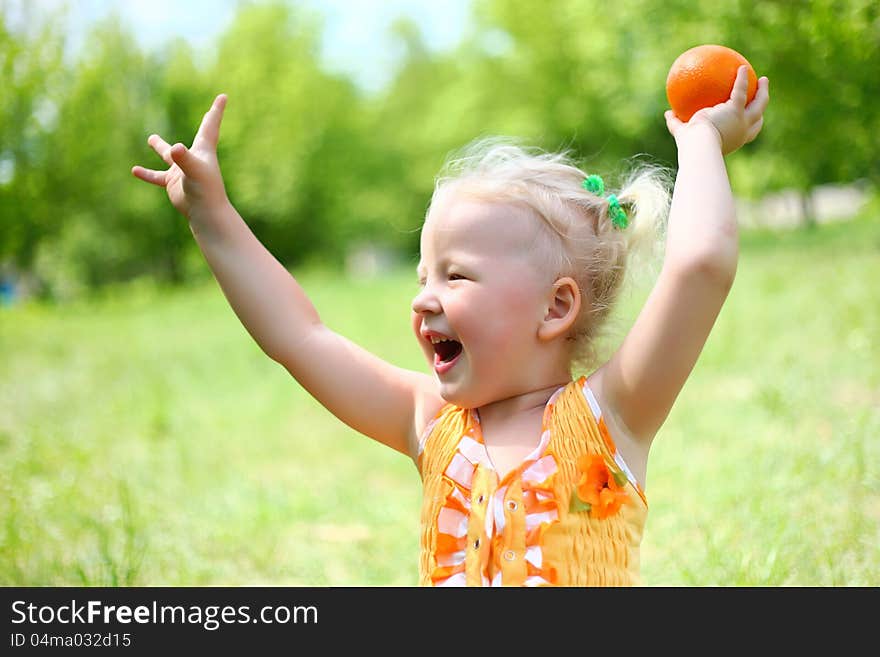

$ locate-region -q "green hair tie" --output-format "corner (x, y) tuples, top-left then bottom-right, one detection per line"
(584, 175), (629, 230)
(582, 174), (605, 195)
(606, 194), (629, 230)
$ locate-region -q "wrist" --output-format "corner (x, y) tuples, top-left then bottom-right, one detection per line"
(188, 197), (236, 240)
(675, 121), (722, 151)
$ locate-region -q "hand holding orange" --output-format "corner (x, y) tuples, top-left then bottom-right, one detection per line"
(666, 44), (758, 122)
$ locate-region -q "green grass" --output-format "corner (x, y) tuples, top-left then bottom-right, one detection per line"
(2, 213), (878, 586)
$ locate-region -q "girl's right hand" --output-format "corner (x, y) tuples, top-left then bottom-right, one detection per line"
(132, 94), (230, 225)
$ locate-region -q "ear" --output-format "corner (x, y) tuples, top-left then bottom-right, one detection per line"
(537, 276), (581, 342)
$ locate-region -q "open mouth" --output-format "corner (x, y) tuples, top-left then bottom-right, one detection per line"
(433, 339), (463, 364)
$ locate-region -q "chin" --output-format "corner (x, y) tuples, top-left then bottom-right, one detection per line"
(435, 378), (484, 410)
(437, 385), (467, 407)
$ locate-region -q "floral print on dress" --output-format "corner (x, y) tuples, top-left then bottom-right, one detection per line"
(569, 453), (631, 518)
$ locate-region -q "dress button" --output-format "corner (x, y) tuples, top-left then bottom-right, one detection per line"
(506, 500), (518, 512)
(503, 550), (516, 561)
(477, 494), (484, 504)
(473, 538), (481, 550)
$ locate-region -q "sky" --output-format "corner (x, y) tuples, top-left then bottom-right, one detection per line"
(10, 0), (474, 93)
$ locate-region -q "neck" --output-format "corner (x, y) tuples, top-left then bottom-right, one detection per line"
(477, 378), (571, 429)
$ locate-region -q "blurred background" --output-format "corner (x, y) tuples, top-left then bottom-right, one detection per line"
(1, 0), (877, 586)
(2, 0), (877, 299)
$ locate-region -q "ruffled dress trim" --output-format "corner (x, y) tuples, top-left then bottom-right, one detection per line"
(429, 384), (566, 587)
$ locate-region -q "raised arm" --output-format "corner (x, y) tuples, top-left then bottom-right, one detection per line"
(596, 67), (770, 444)
(132, 95), (441, 456)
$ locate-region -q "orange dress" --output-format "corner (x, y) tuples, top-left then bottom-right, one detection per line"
(416, 376), (647, 586)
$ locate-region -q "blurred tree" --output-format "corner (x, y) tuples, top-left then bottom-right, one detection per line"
(456, 0), (878, 224)
(153, 39), (212, 282)
(0, 7), (64, 270)
(719, 0), (879, 225)
(33, 14), (170, 297)
(464, 0), (680, 175)
(363, 18), (466, 257)
(3, 0), (877, 296)
(211, 1), (373, 266)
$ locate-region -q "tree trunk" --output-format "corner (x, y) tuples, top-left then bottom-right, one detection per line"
(801, 192), (817, 229)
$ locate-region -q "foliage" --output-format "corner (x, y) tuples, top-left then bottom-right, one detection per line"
(0, 0), (876, 297)
(208, 3), (376, 263)
(0, 5), (65, 268)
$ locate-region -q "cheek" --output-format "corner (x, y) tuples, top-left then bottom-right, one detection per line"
(410, 310), (421, 338)
(488, 286), (543, 331)
(411, 311), (434, 362)
(455, 296), (513, 348)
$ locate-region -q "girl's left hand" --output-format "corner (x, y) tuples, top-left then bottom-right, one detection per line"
(665, 66), (770, 155)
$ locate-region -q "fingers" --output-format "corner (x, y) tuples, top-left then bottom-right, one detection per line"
(746, 76), (770, 123)
(138, 97), (224, 186)
(729, 65), (750, 108)
(745, 116), (764, 144)
(147, 134), (174, 166)
(169, 142), (199, 176)
(664, 109), (682, 133)
(131, 165), (167, 187)
(193, 93), (227, 150)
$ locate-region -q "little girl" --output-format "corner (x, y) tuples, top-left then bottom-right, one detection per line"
(133, 66), (769, 586)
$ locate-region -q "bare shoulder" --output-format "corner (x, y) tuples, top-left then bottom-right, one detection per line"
(587, 364), (652, 488)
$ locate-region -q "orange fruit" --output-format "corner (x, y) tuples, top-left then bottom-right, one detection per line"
(666, 44), (758, 122)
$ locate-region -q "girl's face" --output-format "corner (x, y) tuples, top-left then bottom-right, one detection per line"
(411, 193), (554, 407)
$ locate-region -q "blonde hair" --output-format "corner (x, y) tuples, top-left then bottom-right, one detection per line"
(428, 136), (672, 373)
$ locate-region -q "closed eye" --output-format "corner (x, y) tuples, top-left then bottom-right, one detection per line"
(448, 273), (466, 281)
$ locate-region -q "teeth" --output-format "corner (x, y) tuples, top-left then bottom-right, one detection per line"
(429, 336), (455, 344)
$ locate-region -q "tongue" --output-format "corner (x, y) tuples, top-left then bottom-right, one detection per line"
(434, 340), (462, 363)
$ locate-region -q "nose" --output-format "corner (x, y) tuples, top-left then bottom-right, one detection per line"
(411, 284), (441, 316)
